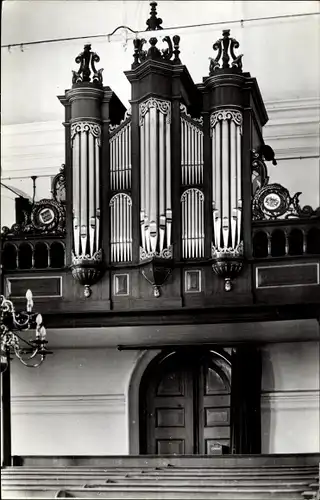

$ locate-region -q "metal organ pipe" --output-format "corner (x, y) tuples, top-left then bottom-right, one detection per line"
(181, 189), (204, 259)
(139, 98), (172, 259)
(71, 122), (101, 259)
(215, 121), (222, 249)
(109, 116), (133, 263)
(159, 112), (165, 253)
(210, 110), (243, 251)
(95, 139), (100, 253)
(149, 106), (157, 253)
(73, 133), (80, 257)
(109, 193), (132, 263)
(230, 120), (237, 249)
(80, 128), (88, 254)
(236, 124), (242, 246)
(88, 132), (95, 257)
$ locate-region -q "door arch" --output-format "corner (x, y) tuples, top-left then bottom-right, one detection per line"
(139, 348), (232, 455)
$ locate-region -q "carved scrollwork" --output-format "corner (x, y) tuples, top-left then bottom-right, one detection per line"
(2, 198), (66, 237)
(132, 34), (181, 68)
(72, 44), (103, 85)
(52, 164), (66, 203)
(109, 108), (132, 133)
(139, 98), (171, 125)
(71, 122), (101, 145)
(180, 103), (203, 126)
(209, 29), (243, 75)
(251, 150), (269, 195)
(140, 245), (173, 261)
(252, 183), (318, 220)
(210, 109), (242, 129)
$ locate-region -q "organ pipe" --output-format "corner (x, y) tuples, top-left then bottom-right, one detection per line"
(210, 110), (243, 252)
(71, 121), (101, 258)
(110, 193), (132, 263)
(109, 122), (132, 191)
(181, 188), (205, 259)
(180, 117), (204, 186)
(139, 97), (172, 259)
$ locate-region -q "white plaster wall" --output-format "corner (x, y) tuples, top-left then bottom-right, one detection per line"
(10, 348), (141, 456)
(261, 341), (320, 454)
(9, 341), (320, 456)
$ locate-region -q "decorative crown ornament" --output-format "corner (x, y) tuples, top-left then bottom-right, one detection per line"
(209, 29), (243, 75)
(132, 1), (181, 68)
(72, 44), (103, 85)
(132, 35), (181, 68)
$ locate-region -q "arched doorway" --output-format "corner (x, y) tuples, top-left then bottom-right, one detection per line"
(139, 348), (232, 455)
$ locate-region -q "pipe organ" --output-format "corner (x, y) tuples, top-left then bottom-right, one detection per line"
(210, 110), (243, 253)
(139, 98), (172, 260)
(59, 24), (275, 298)
(71, 121), (101, 259)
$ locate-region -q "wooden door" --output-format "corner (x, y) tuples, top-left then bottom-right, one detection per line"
(141, 350), (231, 455)
(144, 353), (194, 455)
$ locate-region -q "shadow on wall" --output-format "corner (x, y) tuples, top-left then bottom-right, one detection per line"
(261, 348), (275, 454)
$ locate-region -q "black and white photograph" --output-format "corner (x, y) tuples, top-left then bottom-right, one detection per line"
(1, 1), (320, 498)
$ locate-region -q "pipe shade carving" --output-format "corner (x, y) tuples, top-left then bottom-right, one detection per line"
(139, 98), (172, 260)
(210, 109), (244, 290)
(70, 121), (103, 296)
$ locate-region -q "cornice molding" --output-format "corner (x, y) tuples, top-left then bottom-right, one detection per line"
(261, 390), (320, 410)
(265, 97), (320, 112)
(11, 394), (126, 415)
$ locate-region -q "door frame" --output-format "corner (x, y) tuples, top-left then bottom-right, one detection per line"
(128, 347), (231, 455)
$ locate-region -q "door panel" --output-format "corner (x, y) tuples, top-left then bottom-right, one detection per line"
(145, 359), (194, 455)
(200, 362), (231, 454)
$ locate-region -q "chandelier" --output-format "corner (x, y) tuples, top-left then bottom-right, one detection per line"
(0, 290), (51, 373)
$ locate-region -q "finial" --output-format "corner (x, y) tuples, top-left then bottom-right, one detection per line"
(209, 29), (243, 75)
(146, 2), (163, 31)
(72, 44), (103, 85)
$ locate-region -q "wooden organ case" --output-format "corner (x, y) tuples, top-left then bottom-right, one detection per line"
(1, 12), (319, 329)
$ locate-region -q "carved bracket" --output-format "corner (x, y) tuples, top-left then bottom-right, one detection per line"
(212, 242), (244, 291)
(140, 258), (173, 297)
(71, 249), (104, 298)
